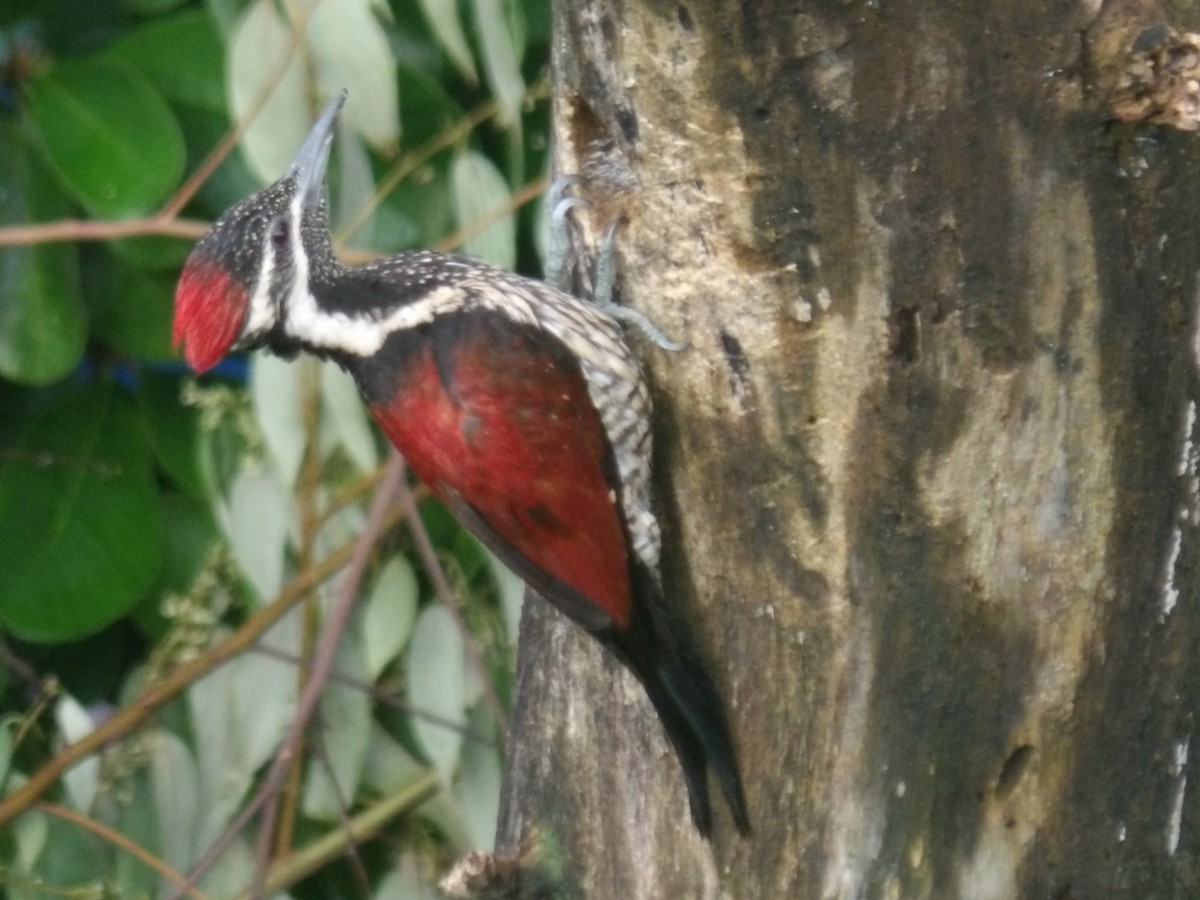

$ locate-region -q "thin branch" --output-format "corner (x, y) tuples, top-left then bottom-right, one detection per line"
(251, 452), (405, 898)
(163, 454), (406, 900)
(312, 466), (434, 538)
(335, 100), (502, 245)
(0, 216), (208, 246)
(334, 75), (550, 245)
(0, 487), (406, 828)
(159, 2), (317, 219)
(247, 452), (406, 898)
(36, 802), (213, 900)
(250, 644), (500, 747)
(432, 175), (550, 255)
(0, 635), (45, 702)
(273, 359), (327, 859)
(230, 772), (440, 900)
(307, 734), (372, 895)
(396, 478), (509, 735)
(0, 2), (317, 248)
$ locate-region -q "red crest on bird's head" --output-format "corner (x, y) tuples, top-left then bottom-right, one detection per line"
(173, 255), (249, 373)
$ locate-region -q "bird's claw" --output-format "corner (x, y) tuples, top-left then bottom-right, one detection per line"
(593, 218), (686, 353)
(546, 174), (685, 353)
(545, 176), (588, 291)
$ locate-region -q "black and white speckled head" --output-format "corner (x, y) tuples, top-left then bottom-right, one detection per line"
(172, 91), (344, 372)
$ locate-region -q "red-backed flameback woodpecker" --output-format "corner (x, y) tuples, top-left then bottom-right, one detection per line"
(172, 92), (749, 837)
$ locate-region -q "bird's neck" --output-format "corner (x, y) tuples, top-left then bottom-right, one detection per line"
(274, 238), (464, 363)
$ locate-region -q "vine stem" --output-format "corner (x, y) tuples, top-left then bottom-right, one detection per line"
(165, 453), (407, 900)
(0, 473), (406, 828)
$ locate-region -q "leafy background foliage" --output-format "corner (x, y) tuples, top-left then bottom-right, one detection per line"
(0, 0), (549, 895)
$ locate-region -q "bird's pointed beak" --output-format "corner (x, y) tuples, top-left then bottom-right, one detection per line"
(290, 89), (346, 211)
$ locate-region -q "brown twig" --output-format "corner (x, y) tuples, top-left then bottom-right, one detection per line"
(396, 477), (509, 736)
(0, 635), (45, 702)
(0, 491), (406, 828)
(163, 453), (406, 900)
(249, 644), (499, 746)
(249, 452), (405, 898)
(432, 175), (550, 255)
(159, 2), (317, 219)
(334, 75), (550, 246)
(273, 360), (326, 859)
(335, 99), (502, 245)
(229, 772), (440, 900)
(34, 802), (213, 900)
(308, 734), (373, 895)
(0, 216), (209, 246)
(0, 2), (317, 249)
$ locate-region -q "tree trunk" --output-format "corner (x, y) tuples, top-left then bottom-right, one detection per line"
(495, 1), (1200, 897)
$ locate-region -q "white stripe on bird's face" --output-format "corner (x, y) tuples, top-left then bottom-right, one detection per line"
(281, 192), (312, 339)
(242, 233), (278, 343)
(241, 192), (315, 349)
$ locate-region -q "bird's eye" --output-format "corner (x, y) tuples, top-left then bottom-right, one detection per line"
(270, 219), (289, 247)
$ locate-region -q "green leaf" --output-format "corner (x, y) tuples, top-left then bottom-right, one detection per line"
(486, 548), (525, 641)
(361, 722), (427, 796)
(361, 556), (419, 680)
(220, 465), (290, 601)
(406, 604), (466, 783)
(453, 709), (502, 848)
(472, 0), (524, 127)
(56, 695), (100, 811)
(451, 149), (516, 269)
(131, 492), (216, 641)
(107, 234), (192, 273)
(0, 717), (13, 792)
(250, 351), (309, 487)
(12, 802), (48, 874)
(0, 123), (85, 386)
(0, 3), (127, 56)
(121, 0), (191, 16)
(89, 265), (176, 361)
(373, 155), (454, 251)
(188, 611), (298, 846)
(227, 0), (308, 185)
(105, 10), (224, 111)
(113, 759), (160, 899)
(375, 857), (441, 900)
(205, 0), (243, 36)
(10, 807), (108, 895)
(395, 62), (461, 148)
(307, 0), (399, 151)
(320, 361), (379, 472)
(137, 371), (206, 498)
(304, 628), (371, 819)
(172, 108), (258, 208)
(334, 129), (379, 247)
(148, 730), (200, 876)
(24, 58), (185, 218)
(0, 386), (165, 642)
(416, 0), (477, 84)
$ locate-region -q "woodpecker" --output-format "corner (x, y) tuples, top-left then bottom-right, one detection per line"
(173, 92), (749, 837)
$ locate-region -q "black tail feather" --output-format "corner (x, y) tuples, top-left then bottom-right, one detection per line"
(640, 667), (716, 834)
(608, 570), (750, 837)
(655, 645), (751, 835)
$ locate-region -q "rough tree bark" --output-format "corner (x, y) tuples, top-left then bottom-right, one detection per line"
(492, 1), (1200, 897)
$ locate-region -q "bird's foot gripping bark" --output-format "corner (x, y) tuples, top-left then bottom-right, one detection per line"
(544, 174), (586, 292)
(546, 175), (685, 352)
